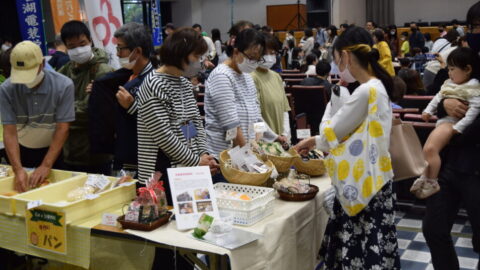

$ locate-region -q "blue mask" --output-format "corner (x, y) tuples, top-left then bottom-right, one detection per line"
(466, 33), (480, 54)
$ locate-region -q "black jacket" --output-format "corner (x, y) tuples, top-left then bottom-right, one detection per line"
(438, 100), (480, 176)
(48, 51), (70, 70)
(88, 63), (155, 169)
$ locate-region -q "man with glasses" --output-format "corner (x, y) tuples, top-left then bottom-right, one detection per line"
(88, 22), (155, 178)
(58, 20), (114, 174)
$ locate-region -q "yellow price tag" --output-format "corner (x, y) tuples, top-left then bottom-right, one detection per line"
(26, 208), (66, 254)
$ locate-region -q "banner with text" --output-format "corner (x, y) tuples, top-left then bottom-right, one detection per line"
(16, 0), (47, 54)
(84, 0), (123, 69)
(49, 0), (82, 34)
(152, 0), (163, 47)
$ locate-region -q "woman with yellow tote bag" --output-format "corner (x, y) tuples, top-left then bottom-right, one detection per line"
(295, 27), (400, 269)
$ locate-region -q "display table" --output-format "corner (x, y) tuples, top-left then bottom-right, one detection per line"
(0, 175), (332, 270)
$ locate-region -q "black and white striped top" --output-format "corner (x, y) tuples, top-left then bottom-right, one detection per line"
(136, 71), (208, 184)
(204, 64), (276, 158)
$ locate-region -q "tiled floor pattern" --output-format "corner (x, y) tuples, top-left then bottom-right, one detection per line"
(396, 210), (478, 270)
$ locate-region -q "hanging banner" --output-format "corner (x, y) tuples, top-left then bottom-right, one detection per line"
(84, 0), (123, 69)
(49, 0), (82, 34)
(15, 0), (47, 54)
(152, 0), (163, 47)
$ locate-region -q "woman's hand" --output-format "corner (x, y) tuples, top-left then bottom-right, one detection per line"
(293, 137), (316, 156)
(435, 53), (446, 69)
(275, 135), (288, 144)
(444, 98), (469, 119)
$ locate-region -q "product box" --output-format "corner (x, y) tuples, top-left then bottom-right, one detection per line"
(0, 169), (85, 215)
(12, 174), (136, 224)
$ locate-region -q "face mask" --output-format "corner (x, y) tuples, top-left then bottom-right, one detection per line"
(68, 45), (93, 64)
(183, 59), (202, 77)
(1, 44), (11, 52)
(119, 50), (137, 70)
(237, 57), (258, 73)
(401, 37), (406, 41)
(467, 33), (480, 54)
(439, 29), (444, 33)
(259, 55), (276, 69)
(390, 31), (396, 35)
(25, 70), (45, 88)
(338, 55), (356, 83)
(410, 27), (417, 32)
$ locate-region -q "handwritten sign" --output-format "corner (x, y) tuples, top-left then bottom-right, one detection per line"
(296, 129), (311, 139)
(26, 208), (66, 254)
(101, 213), (119, 227)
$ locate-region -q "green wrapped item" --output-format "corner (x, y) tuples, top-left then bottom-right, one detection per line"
(258, 142), (290, 157)
(193, 214), (214, 239)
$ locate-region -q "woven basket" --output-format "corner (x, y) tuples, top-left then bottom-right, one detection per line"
(294, 158), (326, 176)
(265, 148), (300, 173)
(219, 150), (273, 186)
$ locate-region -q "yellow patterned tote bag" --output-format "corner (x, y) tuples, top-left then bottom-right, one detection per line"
(323, 87), (394, 216)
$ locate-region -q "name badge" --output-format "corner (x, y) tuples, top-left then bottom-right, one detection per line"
(181, 121), (198, 140)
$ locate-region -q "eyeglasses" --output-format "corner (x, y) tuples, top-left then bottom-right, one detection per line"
(241, 51), (265, 63)
(116, 46), (131, 53)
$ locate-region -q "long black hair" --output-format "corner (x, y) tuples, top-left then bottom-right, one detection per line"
(333, 26), (394, 100)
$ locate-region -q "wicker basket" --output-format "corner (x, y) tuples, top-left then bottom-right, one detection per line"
(219, 150), (274, 186)
(294, 158), (326, 176)
(265, 148), (300, 173)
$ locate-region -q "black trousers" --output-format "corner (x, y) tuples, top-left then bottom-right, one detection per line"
(9, 145), (64, 169)
(423, 166), (480, 270)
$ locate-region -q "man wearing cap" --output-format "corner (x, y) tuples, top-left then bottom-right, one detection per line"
(0, 41), (75, 192)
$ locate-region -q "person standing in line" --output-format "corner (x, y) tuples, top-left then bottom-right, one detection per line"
(252, 33), (291, 142)
(58, 20), (114, 174)
(0, 41), (74, 192)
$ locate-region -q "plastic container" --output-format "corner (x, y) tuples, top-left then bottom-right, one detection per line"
(213, 183), (275, 226)
(12, 175), (136, 224)
(0, 169), (85, 215)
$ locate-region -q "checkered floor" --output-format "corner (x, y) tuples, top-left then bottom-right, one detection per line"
(396, 210), (479, 270)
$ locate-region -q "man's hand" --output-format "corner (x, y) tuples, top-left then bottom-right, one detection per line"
(85, 80), (94, 93)
(116, 86), (134, 109)
(29, 165), (51, 189)
(13, 168), (28, 192)
(422, 112), (431, 122)
(444, 98), (469, 119)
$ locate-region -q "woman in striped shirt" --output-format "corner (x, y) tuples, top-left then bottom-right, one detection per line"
(136, 28), (218, 196)
(205, 28), (285, 163)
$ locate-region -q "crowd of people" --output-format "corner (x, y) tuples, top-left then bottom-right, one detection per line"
(0, 1), (479, 269)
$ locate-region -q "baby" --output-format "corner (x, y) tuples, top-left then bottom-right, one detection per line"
(410, 47), (480, 198)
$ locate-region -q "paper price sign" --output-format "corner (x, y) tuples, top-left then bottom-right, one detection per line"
(296, 129), (311, 139)
(26, 208), (66, 254)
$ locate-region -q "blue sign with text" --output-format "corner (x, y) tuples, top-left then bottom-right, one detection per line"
(152, 0), (163, 47)
(16, 0), (47, 54)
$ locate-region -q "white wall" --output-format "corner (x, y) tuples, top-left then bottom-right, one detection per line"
(171, 0), (306, 40)
(394, 0), (477, 26)
(332, 0), (366, 27)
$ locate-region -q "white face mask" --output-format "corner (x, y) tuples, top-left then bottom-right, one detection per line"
(25, 70), (45, 88)
(259, 55), (276, 69)
(183, 59), (202, 77)
(338, 55), (356, 83)
(68, 45), (93, 64)
(119, 50), (137, 70)
(390, 31), (396, 35)
(237, 57), (258, 73)
(1, 44), (11, 52)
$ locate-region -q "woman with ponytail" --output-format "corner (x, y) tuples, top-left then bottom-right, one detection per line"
(294, 26), (400, 269)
